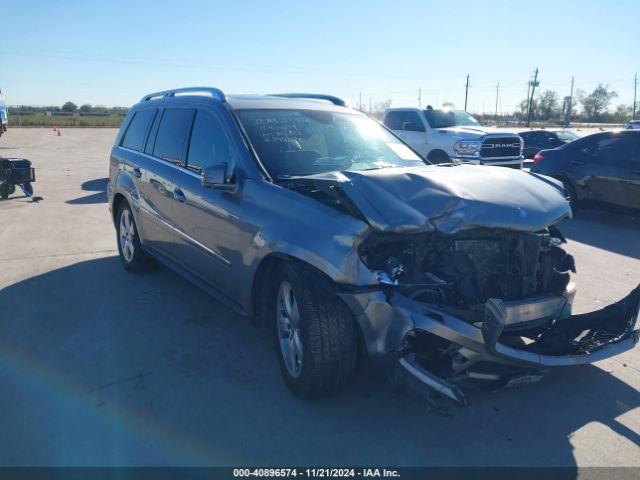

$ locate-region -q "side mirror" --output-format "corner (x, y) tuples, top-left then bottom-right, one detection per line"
(201, 162), (236, 191)
(402, 121), (425, 132)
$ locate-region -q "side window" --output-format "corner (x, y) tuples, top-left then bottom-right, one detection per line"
(402, 111), (426, 132)
(144, 109), (163, 155)
(586, 135), (637, 165)
(153, 109), (194, 164)
(121, 109), (156, 151)
(383, 111), (406, 130)
(186, 110), (232, 173)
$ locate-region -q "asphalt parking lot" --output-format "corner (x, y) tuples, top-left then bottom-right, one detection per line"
(0, 128), (639, 467)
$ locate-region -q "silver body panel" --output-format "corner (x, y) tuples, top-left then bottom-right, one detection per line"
(108, 91), (639, 403)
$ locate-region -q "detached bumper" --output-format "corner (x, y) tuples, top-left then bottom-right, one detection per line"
(340, 284), (640, 404)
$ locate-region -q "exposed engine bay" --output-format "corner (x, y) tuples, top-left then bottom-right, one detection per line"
(278, 166), (639, 404)
(359, 226), (575, 321)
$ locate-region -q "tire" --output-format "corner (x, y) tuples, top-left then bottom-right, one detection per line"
(427, 150), (450, 164)
(272, 263), (358, 399)
(116, 202), (154, 272)
(0, 183), (15, 199)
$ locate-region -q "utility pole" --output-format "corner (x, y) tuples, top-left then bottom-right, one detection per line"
(632, 73), (638, 119)
(418, 88), (422, 108)
(358, 91), (362, 111)
(494, 82), (500, 125)
(526, 68), (539, 127)
(565, 76), (574, 127)
(464, 74), (470, 111)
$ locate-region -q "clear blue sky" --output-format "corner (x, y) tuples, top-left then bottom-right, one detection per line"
(2, 0), (638, 113)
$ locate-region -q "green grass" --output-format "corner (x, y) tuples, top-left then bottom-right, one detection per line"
(8, 114), (124, 127)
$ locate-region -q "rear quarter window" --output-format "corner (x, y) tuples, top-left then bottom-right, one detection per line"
(121, 109), (157, 151)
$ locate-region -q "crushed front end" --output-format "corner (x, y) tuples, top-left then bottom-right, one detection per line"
(339, 226), (640, 404)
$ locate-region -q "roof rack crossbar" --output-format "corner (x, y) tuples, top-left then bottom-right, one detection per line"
(141, 87), (226, 103)
(270, 93), (347, 107)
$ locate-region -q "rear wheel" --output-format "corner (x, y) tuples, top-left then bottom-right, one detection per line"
(272, 264), (358, 399)
(116, 202), (154, 272)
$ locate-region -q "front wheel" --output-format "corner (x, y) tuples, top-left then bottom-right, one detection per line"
(273, 264), (358, 399)
(116, 202), (153, 272)
(427, 150), (451, 164)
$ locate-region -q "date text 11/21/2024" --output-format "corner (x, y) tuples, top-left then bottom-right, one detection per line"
(232, 468), (401, 478)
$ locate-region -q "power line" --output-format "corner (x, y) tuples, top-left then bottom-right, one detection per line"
(494, 82), (500, 123)
(464, 74), (470, 111)
(526, 68), (539, 127)
(564, 76), (575, 127)
(634, 73), (638, 120)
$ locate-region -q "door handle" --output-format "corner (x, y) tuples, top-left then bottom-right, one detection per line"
(570, 160), (585, 166)
(173, 188), (186, 203)
(132, 167), (142, 178)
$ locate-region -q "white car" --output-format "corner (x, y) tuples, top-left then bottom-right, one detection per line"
(381, 107), (523, 167)
(626, 120), (640, 130)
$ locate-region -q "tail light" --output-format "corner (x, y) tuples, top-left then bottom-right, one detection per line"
(533, 153), (544, 164)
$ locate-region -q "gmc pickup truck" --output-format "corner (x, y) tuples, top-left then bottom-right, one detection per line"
(382, 106), (524, 167)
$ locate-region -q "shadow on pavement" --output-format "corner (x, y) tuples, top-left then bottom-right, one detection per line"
(0, 256), (638, 467)
(560, 209), (640, 260)
(66, 177), (108, 205)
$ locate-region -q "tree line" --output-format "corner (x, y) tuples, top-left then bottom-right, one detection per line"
(8, 102), (128, 116)
(514, 83), (632, 123)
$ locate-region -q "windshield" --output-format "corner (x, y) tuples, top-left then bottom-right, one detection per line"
(423, 109), (480, 128)
(236, 109), (426, 178)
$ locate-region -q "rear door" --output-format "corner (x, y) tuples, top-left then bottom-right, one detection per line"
(117, 108), (175, 251)
(574, 133), (637, 207)
(140, 107), (194, 258)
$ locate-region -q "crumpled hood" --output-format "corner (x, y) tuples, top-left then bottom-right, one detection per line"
(298, 165), (571, 234)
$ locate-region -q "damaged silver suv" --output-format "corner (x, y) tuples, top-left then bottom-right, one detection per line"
(108, 88), (639, 403)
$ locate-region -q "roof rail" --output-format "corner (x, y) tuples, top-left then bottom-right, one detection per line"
(141, 87), (226, 103)
(270, 93), (347, 107)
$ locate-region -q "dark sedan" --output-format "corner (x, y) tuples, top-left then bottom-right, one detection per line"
(519, 129), (579, 159)
(531, 130), (640, 212)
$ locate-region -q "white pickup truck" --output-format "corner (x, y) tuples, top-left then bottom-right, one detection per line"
(381, 107), (524, 167)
